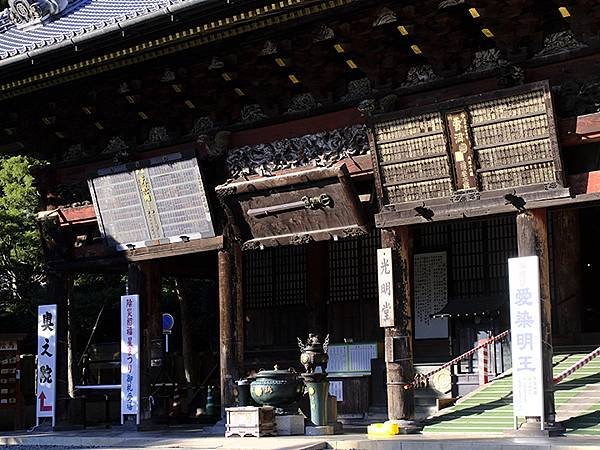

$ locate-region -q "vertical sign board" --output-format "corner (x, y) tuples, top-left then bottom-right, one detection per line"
(37, 305), (57, 427)
(377, 248), (395, 327)
(446, 110), (478, 191)
(414, 252), (448, 339)
(509, 256), (544, 429)
(121, 295), (140, 424)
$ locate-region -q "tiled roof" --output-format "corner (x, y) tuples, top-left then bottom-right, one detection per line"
(0, 0), (193, 61)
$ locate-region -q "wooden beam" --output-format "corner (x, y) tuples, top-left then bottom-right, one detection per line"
(56, 205), (96, 226)
(228, 107), (364, 148)
(567, 171), (600, 195)
(125, 236), (224, 262)
(69, 236), (224, 264)
(559, 112), (600, 147)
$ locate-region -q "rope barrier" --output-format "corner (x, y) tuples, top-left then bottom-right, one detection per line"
(553, 345), (600, 384)
(412, 329), (510, 388)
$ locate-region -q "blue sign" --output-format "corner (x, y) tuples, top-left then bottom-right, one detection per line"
(162, 313), (175, 334)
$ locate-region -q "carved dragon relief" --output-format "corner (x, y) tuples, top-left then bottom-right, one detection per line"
(226, 124), (369, 178)
(8, 0), (68, 29)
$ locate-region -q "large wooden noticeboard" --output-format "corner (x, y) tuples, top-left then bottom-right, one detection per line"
(369, 82), (570, 226)
(88, 151), (215, 251)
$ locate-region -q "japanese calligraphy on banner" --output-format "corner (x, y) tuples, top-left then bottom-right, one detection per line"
(414, 252), (448, 339)
(37, 305), (57, 425)
(446, 110), (478, 191)
(121, 295), (140, 420)
(509, 256), (544, 421)
(377, 248), (395, 327)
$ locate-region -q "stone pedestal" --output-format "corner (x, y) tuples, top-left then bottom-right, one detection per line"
(386, 419), (421, 434)
(225, 406), (276, 437)
(504, 420), (564, 437)
(305, 425), (334, 436)
(275, 414), (305, 435)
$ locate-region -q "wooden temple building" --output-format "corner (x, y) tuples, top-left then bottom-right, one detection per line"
(2, 0), (600, 428)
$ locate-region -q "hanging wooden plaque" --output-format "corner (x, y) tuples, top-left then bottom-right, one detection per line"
(446, 110), (478, 191)
(369, 81), (571, 226)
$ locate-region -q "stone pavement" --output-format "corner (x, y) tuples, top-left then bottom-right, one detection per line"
(1, 428), (600, 450)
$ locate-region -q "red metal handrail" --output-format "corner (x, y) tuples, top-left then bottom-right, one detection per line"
(553, 346), (600, 384)
(412, 330), (510, 389)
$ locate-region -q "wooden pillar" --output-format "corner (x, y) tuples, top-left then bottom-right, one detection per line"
(516, 209), (556, 425)
(175, 279), (199, 386)
(128, 261), (162, 423)
(234, 245), (245, 374)
(306, 241), (329, 336)
(381, 227), (415, 422)
(551, 209), (583, 342)
(218, 243), (241, 414)
(47, 270), (73, 426)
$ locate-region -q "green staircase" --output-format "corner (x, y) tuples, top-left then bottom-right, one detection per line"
(422, 351), (600, 435)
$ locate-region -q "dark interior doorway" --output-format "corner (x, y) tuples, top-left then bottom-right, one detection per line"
(579, 207), (600, 333)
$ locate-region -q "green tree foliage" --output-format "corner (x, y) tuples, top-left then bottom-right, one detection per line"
(0, 156), (46, 324)
(0, 1), (7, 10)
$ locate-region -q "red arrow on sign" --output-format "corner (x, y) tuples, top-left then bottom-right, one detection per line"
(39, 391), (52, 412)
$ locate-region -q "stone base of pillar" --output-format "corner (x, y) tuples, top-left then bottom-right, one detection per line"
(386, 419), (421, 434)
(34, 419), (53, 432)
(275, 414), (305, 435)
(305, 425), (334, 436)
(504, 419), (564, 437)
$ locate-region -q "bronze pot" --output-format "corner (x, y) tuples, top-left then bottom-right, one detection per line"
(250, 365), (304, 407)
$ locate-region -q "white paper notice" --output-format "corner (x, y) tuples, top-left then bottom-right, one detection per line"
(414, 252), (448, 339)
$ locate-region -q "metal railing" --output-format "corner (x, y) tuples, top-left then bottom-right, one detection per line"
(553, 345), (600, 385)
(412, 330), (511, 389)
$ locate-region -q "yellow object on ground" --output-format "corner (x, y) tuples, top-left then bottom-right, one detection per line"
(367, 421), (400, 438)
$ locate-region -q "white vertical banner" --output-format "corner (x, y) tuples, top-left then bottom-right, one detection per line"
(37, 304), (57, 426)
(509, 256), (544, 426)
(121, 295), (140, 422)
(377, 248), (395, 327)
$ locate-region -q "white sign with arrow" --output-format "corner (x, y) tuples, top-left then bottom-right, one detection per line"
(37, 304), (57, 427)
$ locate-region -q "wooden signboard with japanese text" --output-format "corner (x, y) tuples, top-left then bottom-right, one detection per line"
(88, 151), (215, 251)
(369, 82), (570, 226)
(0, 335), (23, 430)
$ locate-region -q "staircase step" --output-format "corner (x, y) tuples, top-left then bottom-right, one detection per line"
(422, 348), (600, 436)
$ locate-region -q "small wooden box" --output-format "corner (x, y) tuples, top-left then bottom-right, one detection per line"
(225, 406), (276, 438)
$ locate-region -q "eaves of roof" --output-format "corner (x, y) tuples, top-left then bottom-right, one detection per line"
(0, 0), (221, 69)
